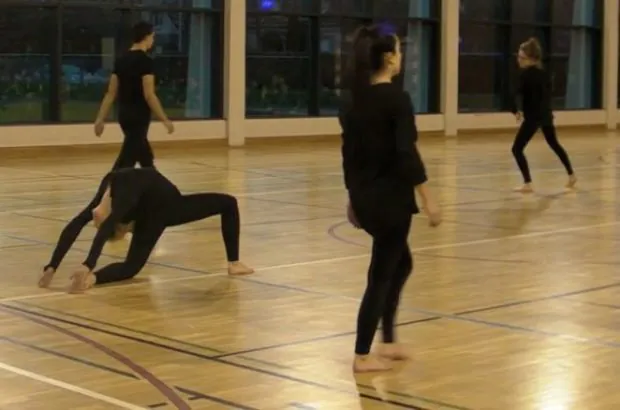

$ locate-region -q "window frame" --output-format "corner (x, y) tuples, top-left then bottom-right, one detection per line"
(0, 1), (224, 125)
(458, 0), (603, 113)
(245, 1), (442, 118)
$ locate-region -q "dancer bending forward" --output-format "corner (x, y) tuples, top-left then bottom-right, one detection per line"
(40, 167), (253, 293)
(510, 37), (576, 193)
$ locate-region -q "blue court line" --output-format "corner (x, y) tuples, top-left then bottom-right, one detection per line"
(0, 335), (254, 410)
(13, 300), (435, 367)
(564, 299), (620, 311)
(8, 225), (620, 353)
(0, 231), (213, 274)
(12, 212), (344, 246)
(0, 303), (459, 410)
(220, 276), (620, 352)
(11, 302), (453, 409)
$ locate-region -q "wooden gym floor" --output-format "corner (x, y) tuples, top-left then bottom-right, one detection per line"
(0, 130), (619, 410)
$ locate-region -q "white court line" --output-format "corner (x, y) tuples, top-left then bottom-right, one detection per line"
(246, 220), (620, 272)
(3, 217), (618, 304)
(0, 162), (611, 216)
(0, 292), (68, 303)
(0, 361), (146, 409)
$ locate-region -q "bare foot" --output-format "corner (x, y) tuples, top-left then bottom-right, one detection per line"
(228, 261), (254, 276)
(376, 343), (410, 361)
(353, 354), (392, 373)
(566, 175), (577, 189)
(513, 184), (533, 193)
(38, 267), (56, 288)
(68, 271), (96, 294)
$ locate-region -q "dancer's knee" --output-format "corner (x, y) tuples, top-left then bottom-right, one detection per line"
(223, 194), (238, 211)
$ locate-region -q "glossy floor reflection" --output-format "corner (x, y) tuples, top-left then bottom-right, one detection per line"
(0, 130), (619, 409)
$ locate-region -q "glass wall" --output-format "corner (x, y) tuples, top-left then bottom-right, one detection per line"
(459, 0), (602, 113)
(0, 0), (223, 124)
(245, 0), (441, 117)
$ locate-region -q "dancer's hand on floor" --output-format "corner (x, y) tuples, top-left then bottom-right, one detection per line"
(69, 265), (95, 294)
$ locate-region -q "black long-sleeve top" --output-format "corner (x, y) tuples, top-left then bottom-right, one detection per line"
(510, 66), (553, 123)
(338, 83), (427, 214)
(82, 168), (179, 270)
(44, 174), (112, 271)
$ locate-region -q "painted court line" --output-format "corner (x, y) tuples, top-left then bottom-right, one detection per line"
(2, 219), (618, 304)
(252, 219), (620, 272)
(0, 361), (146, 409)
(0, 162), (611, 210)
(0, 292), (66, 303)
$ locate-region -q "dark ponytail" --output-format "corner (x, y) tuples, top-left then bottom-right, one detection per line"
(346, 24), (398, 103)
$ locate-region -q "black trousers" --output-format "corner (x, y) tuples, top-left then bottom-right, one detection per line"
(113, 120), (154, 169)
(511, 120), (574, 184)
(93, 193), (241, 285)
(350, 190), (414, 355)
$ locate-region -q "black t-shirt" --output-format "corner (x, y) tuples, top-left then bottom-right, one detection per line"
(113, 50), (154, 123)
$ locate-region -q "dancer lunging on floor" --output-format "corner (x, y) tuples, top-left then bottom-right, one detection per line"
(94, 21), (174, 169)
(339, 25), (441, 373)
(510, 37), (576, 193)
(39, 168), (253, 292)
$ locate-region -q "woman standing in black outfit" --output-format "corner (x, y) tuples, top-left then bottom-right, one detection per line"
(339, 25), (441, 373)
(510, 37), (577, 193)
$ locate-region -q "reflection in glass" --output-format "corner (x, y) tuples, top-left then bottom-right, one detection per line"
(59, 7), (221, 122)
(249, 0), (440, 117)
(60, 8), (122, 122)
(459, 0), (602, 112)
(0, 7), (54, 123)
(246, 15), (311, 116)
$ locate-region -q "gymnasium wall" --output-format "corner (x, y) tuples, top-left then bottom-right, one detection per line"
(0, 0), (618, 148)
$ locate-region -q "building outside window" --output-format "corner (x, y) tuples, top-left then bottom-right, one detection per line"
(0, 0), (223, 124)
(245, 0), (441, 117)
(458, 0), (602, 113)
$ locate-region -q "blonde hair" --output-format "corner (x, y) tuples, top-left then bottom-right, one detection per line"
(520, 37), (543, 68)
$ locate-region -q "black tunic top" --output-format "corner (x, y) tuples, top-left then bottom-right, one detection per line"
(511, 66), (554, 123)
(338, 83), (427, 215)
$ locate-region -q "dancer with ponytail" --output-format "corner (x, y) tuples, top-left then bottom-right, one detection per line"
(510, 37), (577, 193)
(338, 24), (441, 373)
(40, 167), (254, 293)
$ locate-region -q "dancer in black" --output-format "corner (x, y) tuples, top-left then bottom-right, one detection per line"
(339, 25), (441, 373)
(93, 21), (174, 169)
(38, 173), (113, 288)
(39, 168), (254, 293)
(510, 37), (576, 193)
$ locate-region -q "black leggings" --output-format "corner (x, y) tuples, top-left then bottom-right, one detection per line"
(352, 199), (413, 355)
(113, 121), (154, 169)
(511, 120), (574, 184)
(94, 193), (240, 285)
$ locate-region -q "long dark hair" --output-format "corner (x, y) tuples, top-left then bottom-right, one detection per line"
(346, 24), (398, 103)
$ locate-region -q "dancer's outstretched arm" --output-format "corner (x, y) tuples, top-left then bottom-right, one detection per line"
(39, 174), (111, 288)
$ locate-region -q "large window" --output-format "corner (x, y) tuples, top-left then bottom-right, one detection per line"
(245, 0), (441, 117)
(459, 0), (602, 112)
(0, 0), (223, 124)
